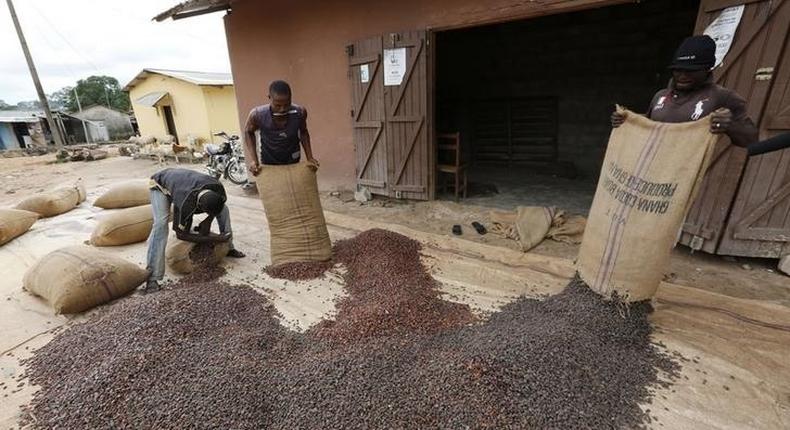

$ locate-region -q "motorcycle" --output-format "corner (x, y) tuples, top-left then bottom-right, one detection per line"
(204, 132), (248, 185)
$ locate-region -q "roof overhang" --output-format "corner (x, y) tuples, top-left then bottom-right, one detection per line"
(153, 0), (230, 22)
(135, 91), (170, 107)
(123, 68), (233, 91)
(0, 115), (39, 123)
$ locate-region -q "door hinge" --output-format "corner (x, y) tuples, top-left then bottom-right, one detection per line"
(388, 33), (400, 47)
(689, 235), (705, 251)
(350, 109), (355, 117)
(345, 45), (354, 56)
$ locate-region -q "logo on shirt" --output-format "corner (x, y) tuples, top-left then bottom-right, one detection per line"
(691, 100), (707, 121)
(279, 132), (287, 138)
(654, 96), (667, 110)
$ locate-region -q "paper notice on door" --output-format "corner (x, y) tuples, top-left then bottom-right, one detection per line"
(383, 48), (407, 86)
(360, 64), (370, 83)
(704, 5), (745, 68)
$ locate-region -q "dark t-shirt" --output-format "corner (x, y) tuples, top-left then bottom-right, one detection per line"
(251, 104), (307, 165)
(646, 81), (755, 147)
(150, 168), (226, 232)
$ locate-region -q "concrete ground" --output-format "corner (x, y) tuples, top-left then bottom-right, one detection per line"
(443, 165), (597, 214)
(322, 168), (790, 308)
(1, 151), (789, 429)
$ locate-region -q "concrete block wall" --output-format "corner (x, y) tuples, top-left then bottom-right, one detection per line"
(436, 0), (700, 178)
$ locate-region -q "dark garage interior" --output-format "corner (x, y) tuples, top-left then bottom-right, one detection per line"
(435, 0), (701, 212)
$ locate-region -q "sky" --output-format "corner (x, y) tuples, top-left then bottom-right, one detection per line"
(0, 0), (231, 105)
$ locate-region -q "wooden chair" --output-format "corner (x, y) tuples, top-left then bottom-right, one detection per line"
(437, 132), (468, 201)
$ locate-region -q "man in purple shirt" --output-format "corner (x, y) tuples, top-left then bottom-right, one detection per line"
(243, 80), (317, 176)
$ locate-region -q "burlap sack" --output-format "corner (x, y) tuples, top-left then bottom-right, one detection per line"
(0, 209), (39, 245)
(16, 180), (87, 217)
(166, 239), (230, 275)
(577, 109), (716, 301)
(93, 180), (150, 209)
(23, 246), (147, 314)
(490, 207), (552, 251)
(255, 162), (332, 265)
(490, 206), (586, 251)
(90, 205), (153, 246)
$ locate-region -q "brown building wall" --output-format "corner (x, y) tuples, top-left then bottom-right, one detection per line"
(223, 0), (626, 188)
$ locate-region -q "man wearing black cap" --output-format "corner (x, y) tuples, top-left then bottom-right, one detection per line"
(144, 168), (245, 293)
(612, 35), (758, 147)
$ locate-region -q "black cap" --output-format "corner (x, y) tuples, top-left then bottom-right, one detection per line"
(197, 190), (224, 216)
(669, 35), (716, 71)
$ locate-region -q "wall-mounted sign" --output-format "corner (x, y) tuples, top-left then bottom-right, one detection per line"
(360, 64), (370, 83)
(383, 48), (406, 86)
(704, 5), (745, 68)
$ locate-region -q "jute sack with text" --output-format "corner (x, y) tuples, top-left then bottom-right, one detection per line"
(166, 239), (230, 275)
(90, 205), (153, 246)
(0, 209), (39, 245)
(15, 180), (86, 217)
(23, 246), (147, 314)
(93, 180), (150, 209)
(577, 109), (716, 301)
(255, 162), (332, 265)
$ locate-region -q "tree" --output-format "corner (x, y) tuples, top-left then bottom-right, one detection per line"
(64, 75), (131, 112)
(48, 87), (73, 111)
(14, 100), (42, 110)
(0, 100), (11, 110)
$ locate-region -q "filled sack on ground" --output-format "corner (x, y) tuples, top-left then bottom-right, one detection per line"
(490, 206), (586, 252)
(166, 239), (230, 275)
(0, 209), (39, 245)
(577, 108), (716, 301)
(255, 162), (332, 265)
(23, 246), (147, 314)
(15, 180), (87, 217)
(91, 205), (153, 246)
(93, 180), (150, 209)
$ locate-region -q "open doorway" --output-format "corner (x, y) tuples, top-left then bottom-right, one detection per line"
(12, 122), (30, 149)
(162, 105), (178, 143)
(434, 0), (701, 213)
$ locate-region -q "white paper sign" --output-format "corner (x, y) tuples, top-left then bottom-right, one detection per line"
(360, 64), (370, 83)
(383, 48), (407, 86)
(704, 5), (745, 68)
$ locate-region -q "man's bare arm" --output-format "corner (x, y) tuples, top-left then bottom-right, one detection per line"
(244, 109), (261, 176)
(299, 107), (317, 165)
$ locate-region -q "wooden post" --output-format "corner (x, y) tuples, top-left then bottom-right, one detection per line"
(7, 0), (65, 149)
(73, 87), (91, 143)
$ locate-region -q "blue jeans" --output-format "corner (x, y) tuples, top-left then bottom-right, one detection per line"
(146, 189), (235, 281)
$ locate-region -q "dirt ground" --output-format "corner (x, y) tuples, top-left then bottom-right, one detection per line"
(321, 193), (790, 309)
(1, 151), (789, 429)
(1, 150), (788, 307)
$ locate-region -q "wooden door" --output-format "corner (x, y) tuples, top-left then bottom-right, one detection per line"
(383, 30), (433, 200)
(348, 30), (433, 200)
(717, 0), (790, 257)
(679, 0), (789, 253)
(348, 36), (388, 195)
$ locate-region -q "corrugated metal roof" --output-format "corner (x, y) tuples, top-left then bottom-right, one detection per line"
(123, 68), (233, 91)
(153, 0), (230, 22)
(0, 110), (41, 123)
(135, 91), (169, 107)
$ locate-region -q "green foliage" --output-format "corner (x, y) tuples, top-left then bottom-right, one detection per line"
(2, 75), (130, 112)
(63, 75), (131, 112)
